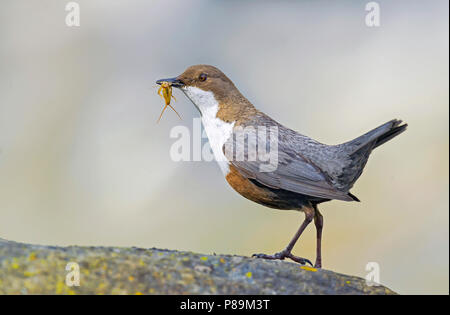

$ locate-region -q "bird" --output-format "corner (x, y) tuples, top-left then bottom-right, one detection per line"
(156, 65), (407, 268)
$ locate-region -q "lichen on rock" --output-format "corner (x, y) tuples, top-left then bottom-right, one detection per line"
(0, 238), (396, 295)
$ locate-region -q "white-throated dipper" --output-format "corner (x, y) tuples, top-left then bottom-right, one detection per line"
(157, 65), (407, 268)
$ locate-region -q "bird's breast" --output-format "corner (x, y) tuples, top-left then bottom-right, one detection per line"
(201, 104), (235, 175)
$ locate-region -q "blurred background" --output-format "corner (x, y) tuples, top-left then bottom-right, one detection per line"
(0, 0), (448, 294)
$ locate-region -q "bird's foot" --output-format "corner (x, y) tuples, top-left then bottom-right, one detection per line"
(252, 250), (312, 266)
(314, 259), (322, 269)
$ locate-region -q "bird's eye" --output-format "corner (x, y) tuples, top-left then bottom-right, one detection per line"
(199, 73), (207, 82)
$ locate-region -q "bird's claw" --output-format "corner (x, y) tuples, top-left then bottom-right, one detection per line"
(252, 250), (312, 266)
(252, 252), (286, 260)
(288, 254), (313, 266)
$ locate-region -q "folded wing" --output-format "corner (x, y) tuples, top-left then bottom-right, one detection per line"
(223, 125), (354, 202)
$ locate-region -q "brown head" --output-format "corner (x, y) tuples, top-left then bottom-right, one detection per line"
(157, 65), (256, 123)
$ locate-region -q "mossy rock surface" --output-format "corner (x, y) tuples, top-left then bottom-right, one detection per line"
(0, 238), (395, 295)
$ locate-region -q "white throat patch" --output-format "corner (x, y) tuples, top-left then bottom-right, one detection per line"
(182, 86), (235, 174)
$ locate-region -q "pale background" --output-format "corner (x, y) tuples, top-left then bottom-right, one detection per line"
(0, 0), (448, 294)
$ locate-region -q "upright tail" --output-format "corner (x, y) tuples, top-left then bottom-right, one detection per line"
(371, 120), (408, 149)
(345, 119), (408, 154)
(335, 119), (407, 193)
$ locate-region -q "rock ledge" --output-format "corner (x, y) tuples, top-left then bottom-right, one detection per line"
(0, 238), (395, 295)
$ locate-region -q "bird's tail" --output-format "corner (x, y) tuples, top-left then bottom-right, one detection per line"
(335, 119), (407, 193)
(371, 121), (408, 149)
(345, 119), (408, 155)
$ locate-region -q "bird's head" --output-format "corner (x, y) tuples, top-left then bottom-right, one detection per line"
(157, 65), (251, 117)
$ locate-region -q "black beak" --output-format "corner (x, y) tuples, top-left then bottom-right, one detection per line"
(156, 77), (184, 88)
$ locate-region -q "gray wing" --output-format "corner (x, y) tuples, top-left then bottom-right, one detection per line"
(223, 123), (353, 202)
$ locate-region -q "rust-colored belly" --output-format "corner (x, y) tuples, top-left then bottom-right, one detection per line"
(225, 165), (306, 210)
(225, 165), (276, 206)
